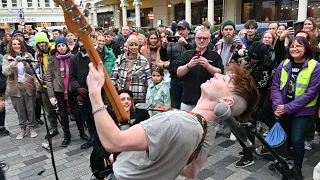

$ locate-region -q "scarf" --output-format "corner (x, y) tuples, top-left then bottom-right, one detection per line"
(140, 41), (161, 66)
(55, 52), (71, 96)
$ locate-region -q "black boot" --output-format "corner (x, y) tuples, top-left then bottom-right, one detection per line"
(62, 131), (71, 147)
(80, 139), (92, 149)
(79, 129), (89, 141)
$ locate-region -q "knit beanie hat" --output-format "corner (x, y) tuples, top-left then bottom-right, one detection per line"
(222, 20), (235, 30)
(126, 35), (139, 46)
(55, 37), (68, 47)
(34, 32), (49, 44)
(247, 41), (268, 61)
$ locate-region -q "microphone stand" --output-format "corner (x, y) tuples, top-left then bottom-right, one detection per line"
(26, 60), (60, 180)
(241, 122), (301, 180)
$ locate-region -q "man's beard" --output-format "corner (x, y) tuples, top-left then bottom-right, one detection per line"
(223, 35), (234, 43)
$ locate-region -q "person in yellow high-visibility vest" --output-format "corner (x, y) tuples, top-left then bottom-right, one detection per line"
(272, 36), (320, 178)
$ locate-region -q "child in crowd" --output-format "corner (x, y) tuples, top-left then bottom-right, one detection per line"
(146, 67), (171, 116)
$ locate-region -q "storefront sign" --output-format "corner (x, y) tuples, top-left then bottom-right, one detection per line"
(0, 16), (64, 23)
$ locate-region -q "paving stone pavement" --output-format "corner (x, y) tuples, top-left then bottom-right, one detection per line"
(0, 100), (319, 180)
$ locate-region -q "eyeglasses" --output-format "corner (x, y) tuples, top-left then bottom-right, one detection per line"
(290, 45), (304, 49)
(195, 37), (209, 41)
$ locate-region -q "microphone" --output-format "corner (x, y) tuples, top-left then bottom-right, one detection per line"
(16, 56), (39, 63)
(214, 103), (253, 148)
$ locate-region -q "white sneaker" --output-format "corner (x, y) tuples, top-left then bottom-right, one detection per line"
(215, 123), (224, 133)
(30, 128), (38, 138)
(315, 131), (319, 136)
(16, 130), (26, 140)
(229, 132), (237, 141)
(304, 141), (312, 151)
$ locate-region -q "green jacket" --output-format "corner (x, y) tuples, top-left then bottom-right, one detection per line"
(102, 46), (116, 75)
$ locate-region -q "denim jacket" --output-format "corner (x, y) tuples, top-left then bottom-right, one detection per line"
(146, 80), (171, 116)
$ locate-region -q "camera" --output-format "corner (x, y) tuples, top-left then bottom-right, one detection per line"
(229, 50), (251, 64)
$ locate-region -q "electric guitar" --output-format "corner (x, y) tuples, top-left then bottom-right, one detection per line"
(52, 0), (129, 122)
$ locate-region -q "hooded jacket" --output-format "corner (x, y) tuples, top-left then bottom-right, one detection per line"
(241, 34), (261, 49)
(272, 59), (320, 116)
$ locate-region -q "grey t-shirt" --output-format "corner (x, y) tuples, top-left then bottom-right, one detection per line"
(113, 111), (203, 180)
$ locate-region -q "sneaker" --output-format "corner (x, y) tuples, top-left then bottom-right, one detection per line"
(0, 127), (10, 136)
(30, 128), (38, 138)
(235, 156), (254, 168)
(304, 141), (312, 151)
(45, 129), (59, 139)
(229, 132), (237, 141)
(16, 130), (26, 140)
(215, 123), (224, 133)
(315, 131), (319, 136)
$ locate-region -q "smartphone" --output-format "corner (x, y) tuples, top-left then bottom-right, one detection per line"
(167, 36), (179, 42)
(287, 21), (294, 28)
(194, 51), (201, 57)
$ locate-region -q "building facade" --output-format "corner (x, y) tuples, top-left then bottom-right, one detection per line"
(0, 0), (68, 32)
(84, 0), (319, 29)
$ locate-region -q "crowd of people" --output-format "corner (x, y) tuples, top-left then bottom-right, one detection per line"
(0, 16), (320, 179)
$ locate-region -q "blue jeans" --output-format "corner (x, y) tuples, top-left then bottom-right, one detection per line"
(279, 115), (310, 170)
(170, 79), (183, 109)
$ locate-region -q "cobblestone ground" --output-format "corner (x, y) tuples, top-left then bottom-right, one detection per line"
(0, 100), (319, 180)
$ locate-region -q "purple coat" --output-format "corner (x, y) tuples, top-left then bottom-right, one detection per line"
(272, 59), (320, 116)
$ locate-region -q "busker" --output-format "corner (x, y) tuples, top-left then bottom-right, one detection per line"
(87, 62), (259, 180)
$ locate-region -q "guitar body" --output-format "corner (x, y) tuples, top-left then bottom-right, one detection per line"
(53, 0), (129, 122)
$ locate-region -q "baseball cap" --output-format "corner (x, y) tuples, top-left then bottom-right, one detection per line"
(176, 20), (190, 30)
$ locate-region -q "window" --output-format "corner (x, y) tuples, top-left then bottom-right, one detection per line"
(44, 0), (50, 7)
(12, 0), (17, 8)
(2, 0), (7, 8)
(37, 0), (40, 7)
(54, 3), (59, 7)
(27, 0), (33, 7)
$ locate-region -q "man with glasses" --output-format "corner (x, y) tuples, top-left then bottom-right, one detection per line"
(175, 27), (223, 111)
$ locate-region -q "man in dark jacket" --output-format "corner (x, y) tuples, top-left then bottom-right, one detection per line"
(240, 20), (261, 49)
(160, 20), (196, 109)
(114, 25), (131, 50)
(230, 41), (274, 168)
(105, 31), (121, 58)
(69, 39), (96, 149)
(12, 30), (35, 58)
(176, 27), (223, 111)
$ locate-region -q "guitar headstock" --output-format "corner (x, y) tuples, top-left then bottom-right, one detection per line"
(53, 0), (93, 38)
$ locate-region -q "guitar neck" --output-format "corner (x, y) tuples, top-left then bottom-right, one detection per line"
(82, 37), (129, 122)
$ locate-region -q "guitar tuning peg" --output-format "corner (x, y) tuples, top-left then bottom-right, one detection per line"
(83, 9), (90, 17)
(72, 15), (82, 23)
(65, 5), (75, 13)
(79, 24), (91, 33)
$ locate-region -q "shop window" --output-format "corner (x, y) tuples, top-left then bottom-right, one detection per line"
(27, 0), (33, 7)
(261, 1), (276, 21)
(12, 0), (17, 8)
(280, 0), (299, 21)
(307, 2), (320, 22)
(2, 0), (7, 8)
(44, 0), (50, 7)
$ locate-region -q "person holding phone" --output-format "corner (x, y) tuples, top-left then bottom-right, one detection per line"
(176, 27), (223, 111)
(159, 20), (196, 109)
